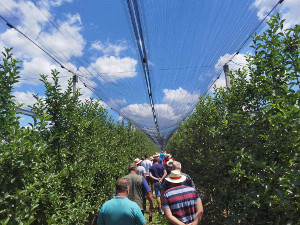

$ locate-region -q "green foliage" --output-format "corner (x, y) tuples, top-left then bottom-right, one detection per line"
(0, 51), (158, 224)
(166, 13), (299, 224)
(0, 48), (22, 139)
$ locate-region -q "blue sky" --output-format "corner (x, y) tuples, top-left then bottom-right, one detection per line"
(0, 0), (299, 146)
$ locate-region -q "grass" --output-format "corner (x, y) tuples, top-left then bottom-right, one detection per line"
(145, 196), (169, 225)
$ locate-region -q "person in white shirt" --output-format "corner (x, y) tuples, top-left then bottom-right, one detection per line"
(134, 158), (146, 179)
(141, 154), (154, 194)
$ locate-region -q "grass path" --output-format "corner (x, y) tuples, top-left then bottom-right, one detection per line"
(145, 197), (169, 225)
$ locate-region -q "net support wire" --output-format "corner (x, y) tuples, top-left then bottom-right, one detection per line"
(126, 0), (163, 145)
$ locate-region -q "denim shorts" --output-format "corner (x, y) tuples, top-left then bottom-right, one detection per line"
(154, 182), (162, 197)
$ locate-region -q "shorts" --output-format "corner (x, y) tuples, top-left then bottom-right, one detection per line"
(154, 182), (162, 197)
(146, 176), (153, 185)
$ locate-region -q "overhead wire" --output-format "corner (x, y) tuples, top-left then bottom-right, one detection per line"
(0, 0), (287, 149)
(126, 0), (161, 139)
(207, 0), (285, 94)
(0, 1), (135, 109)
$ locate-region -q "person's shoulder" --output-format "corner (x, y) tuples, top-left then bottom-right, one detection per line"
(182, 172), (193, 180)
(180, 185), (198, 194)
(123, 174), (130, 178)
(127, 198), (142, 209)
(168, 185), (192, 192)
(101, 197), (116, 207)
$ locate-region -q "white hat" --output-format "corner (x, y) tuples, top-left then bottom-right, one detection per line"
(165, 170), (186, 183)
(166, 159), (174, 167)
(134, 158), (142, 164)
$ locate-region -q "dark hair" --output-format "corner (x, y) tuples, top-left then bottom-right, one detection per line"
(141, 157), (145, 161)
(154, 157), (160, 163)
(128, 163), (137, 172)
(116, 178), (130, 193)
(145, 154), (149, 159)
(165, 156), (169, 161)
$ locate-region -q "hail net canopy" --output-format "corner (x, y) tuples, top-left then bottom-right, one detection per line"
(0, 0), (283, 149)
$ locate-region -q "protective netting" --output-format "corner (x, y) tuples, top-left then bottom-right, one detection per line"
(0, 0), (283, 149)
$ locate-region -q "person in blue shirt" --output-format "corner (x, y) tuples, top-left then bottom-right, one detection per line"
(97, 178), (146, 225)
(149, 157), (167, 214)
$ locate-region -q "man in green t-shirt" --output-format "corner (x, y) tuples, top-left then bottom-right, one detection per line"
(97, 178), (146, 225)
(123, 163), (155, 214)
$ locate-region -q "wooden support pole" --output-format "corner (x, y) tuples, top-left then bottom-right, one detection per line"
(73, 74), (78, 96)
(223, 64), (231, 89)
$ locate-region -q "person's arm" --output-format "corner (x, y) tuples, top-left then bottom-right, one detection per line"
(159, 169), (167, 184)
(149, 172), (159, 182)
(191, 200), (204, 225)
(142, 177), (156, 211)
(187, 174), (196, 188)
(97, 208), (105, 225)
(134, 203), (147, 225)
(164, 208), (186, 225)
(146, 192), (155, 211)
(160, 189), (166, 205)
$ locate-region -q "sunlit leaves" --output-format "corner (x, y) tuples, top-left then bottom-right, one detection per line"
(166, 13), (299, 224)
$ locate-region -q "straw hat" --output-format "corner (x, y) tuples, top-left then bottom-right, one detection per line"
(166, 159), (174, 167)
(134, 158), (142, 164)
(165, 170), (186, 183)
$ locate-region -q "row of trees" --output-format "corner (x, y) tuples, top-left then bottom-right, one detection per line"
(0, 49), (158, 224)
(166, 14), (299, 224)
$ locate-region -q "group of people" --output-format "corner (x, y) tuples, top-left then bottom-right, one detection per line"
(97, 152), (204, 225)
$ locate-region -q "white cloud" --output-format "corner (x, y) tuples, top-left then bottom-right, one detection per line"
(213, 53), (247, 89)
(48, 0), (73, 7)
(13, 91), (39, 107)
(253, 0), (278, 20)
(0, 29), (45, 60)
(91, 40), (127, 57)
(39, 13), (85, 59)
(16, 58), (95, 101)
(108, 98), (127, 110)
(120, 88), (199, 130)
(280, 0), (300, 28)
(0, 1), (85, 60)
(90, 56), (137, 82)
(0, 0), (18, 13)
(163, 87), (199, 105)
(18, 58), (56, 86)
(163, 87), (199, 115)
(155, 104), (180, 126)
(120, 103), (179, 129)
(253, 0), (300, 28)
(0, 0), (50, 38)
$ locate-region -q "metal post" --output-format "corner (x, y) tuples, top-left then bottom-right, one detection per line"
(223, 64), (231, 89)
(73, 74), (78, 96)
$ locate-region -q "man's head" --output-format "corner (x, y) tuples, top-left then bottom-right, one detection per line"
(167, 159), (174, 167)
(128, 163), (137, 173)
(134, 158), (142, 165)
(172, 161), (181, 171)
(145, 154), (149, 159)
(154, 156), (160, 164)
(165, 170), (186, 187)
(116, 178), (130, 194)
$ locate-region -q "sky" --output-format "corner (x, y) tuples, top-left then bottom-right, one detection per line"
(0, 0), (299, 148)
